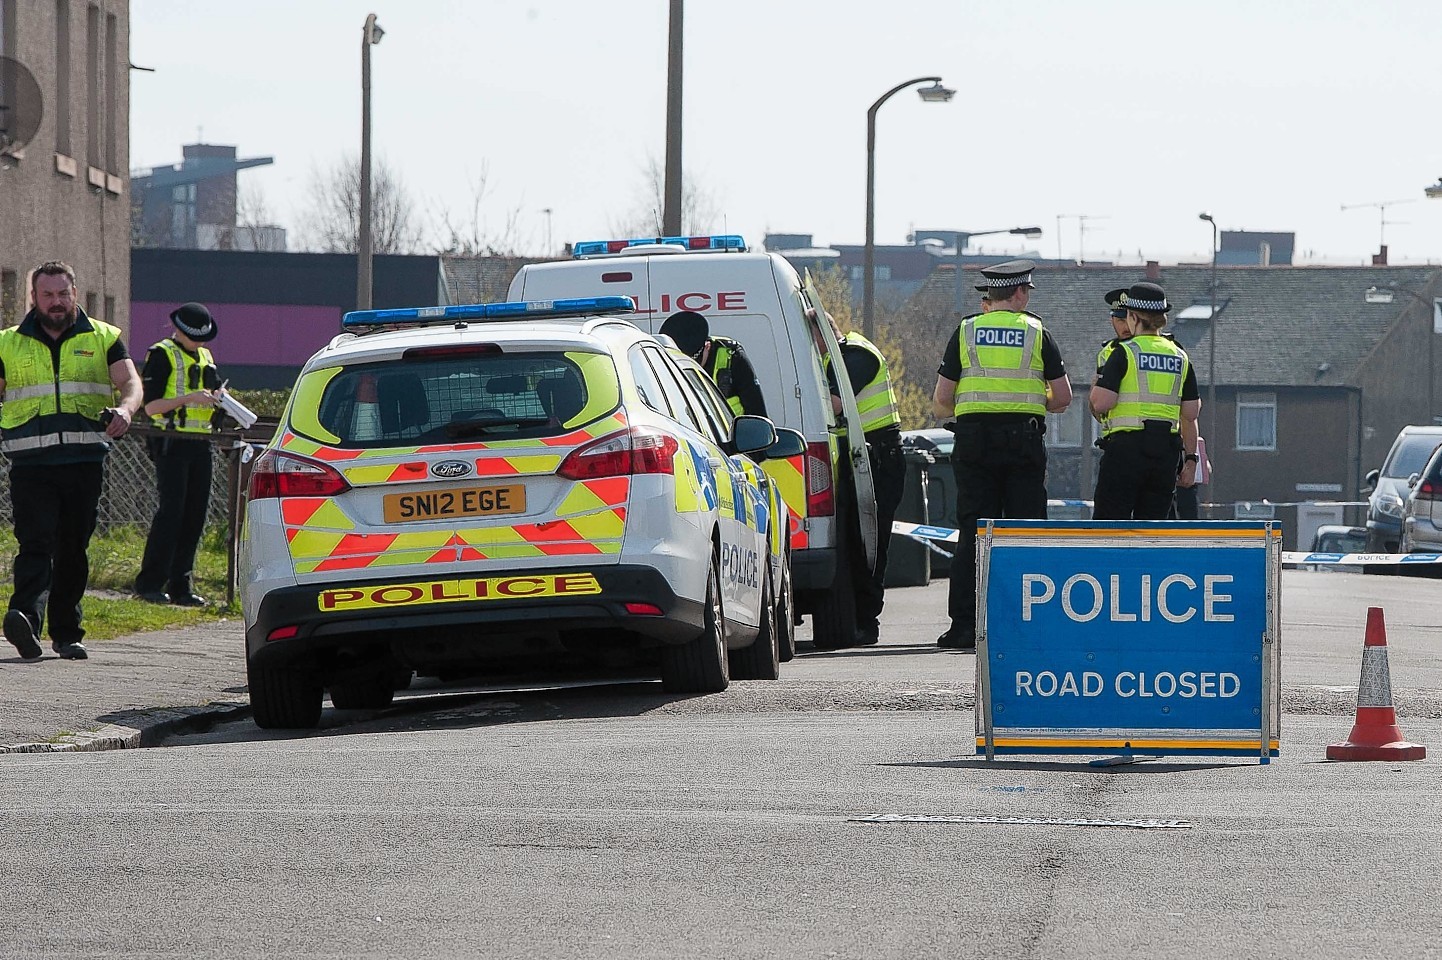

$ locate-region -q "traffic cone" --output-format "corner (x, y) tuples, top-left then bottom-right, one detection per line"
(1326, 607), (1426, 761)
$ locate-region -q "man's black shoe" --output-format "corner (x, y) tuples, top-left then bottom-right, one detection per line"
(171, 593), (207, 607)
(937, 629), (976, 651)
(137, 591), (171, 604)
(52, 640), (88, 660)
(4, 610), (42, 660)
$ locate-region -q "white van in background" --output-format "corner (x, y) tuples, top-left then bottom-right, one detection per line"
(507, 235), (877, 649)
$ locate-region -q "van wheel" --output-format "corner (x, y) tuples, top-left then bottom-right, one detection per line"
(730, 564), (780, 680)
(249, 659), (324, 729)
(662, 553), (730, 693)
(811, 543), (857, 650)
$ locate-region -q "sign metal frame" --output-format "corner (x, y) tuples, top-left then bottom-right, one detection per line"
(975, 520), (1282, 764)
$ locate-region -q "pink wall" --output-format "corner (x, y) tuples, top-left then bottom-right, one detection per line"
(130, 302), (344, 366)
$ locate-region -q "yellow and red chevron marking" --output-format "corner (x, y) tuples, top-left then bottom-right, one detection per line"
(281, 497), (356, 531)
(763, 453), (807, 550)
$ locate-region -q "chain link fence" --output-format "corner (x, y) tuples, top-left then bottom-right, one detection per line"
(0, 420), (278, 597)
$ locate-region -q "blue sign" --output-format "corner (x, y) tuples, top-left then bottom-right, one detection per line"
(976, 520), (1281, 762)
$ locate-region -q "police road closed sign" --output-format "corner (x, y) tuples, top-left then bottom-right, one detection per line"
(976, 520), (1281, 762)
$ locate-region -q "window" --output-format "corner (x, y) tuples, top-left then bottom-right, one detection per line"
(103, 295), (114, 325)
(85, 2), (98, 168)
(846, 265), (891, 282)
(1236, 392), (1276, 450)
(1046, 401), (1084, 448)
(628, 345), (670, 417)
(85, 291), (97, 318)
(680, 366), (734, 446)
(643, 347), (705, 434)
(105, 12), (116, 172)
(1, 0), (16, 59)
(1, 270), (17, 327)
(55, 0), (70, 156)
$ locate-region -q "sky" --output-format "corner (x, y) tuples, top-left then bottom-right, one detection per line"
(129, 0), (1442, 266)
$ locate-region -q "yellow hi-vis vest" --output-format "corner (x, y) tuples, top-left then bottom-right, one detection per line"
(953, 310), (1047, 416)
(842, 332), (900, 434)
(150, 339), (216, 435)
(0, 314), (118, 456)
(706, 336), (747, 416)
(1100, 334), (1188, 438)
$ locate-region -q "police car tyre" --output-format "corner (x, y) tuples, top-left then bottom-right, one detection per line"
(661, 551), (730, 693)
(328, 667), (399, 711)
(730, 562), (780, 680)
(775, 550), (796, 664)
(248, 659), (324, 730)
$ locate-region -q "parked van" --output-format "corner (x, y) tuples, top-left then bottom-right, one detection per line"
(507, 235), (878, 649)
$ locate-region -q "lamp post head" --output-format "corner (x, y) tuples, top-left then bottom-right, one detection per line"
(365, 14), (384, 44)
(1198, 212), (1215, 223)
(1010, 226), (1044, 239)
(917, 81), (956, 103)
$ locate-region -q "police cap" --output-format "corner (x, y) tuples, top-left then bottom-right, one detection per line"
(1118, 282), (1170, 314)
(1104, 287), (1129, 320)
(973, 259), (1037, 293)
(659, 310), (709, 359)
(169, 302), (218, 342)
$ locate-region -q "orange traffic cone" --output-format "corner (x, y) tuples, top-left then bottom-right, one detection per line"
(1326, 607), (1426, 761)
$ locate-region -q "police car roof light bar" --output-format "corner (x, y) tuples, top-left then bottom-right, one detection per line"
(571, 234), (748, 258)
(342, 296), (637, 328)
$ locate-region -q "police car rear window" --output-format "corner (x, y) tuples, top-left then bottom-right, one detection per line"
(304, 352), (608, 448)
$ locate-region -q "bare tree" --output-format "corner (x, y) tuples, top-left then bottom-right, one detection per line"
(230, 183), (286, 252)
(432, 165), (526, 256)
(608, 157), (720, 238)
(297, 154), (424, 254)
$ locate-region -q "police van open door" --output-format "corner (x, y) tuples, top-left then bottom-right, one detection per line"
(804, 270), (878, 571)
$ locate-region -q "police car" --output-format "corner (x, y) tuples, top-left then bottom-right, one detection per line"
(238, 297), (798, 729)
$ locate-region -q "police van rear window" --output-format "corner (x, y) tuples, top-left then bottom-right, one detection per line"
(302, 351), (614, 448)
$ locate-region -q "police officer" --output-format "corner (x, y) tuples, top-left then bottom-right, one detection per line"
(931, 260), (1072, 650)
(830, 325), (903, 646)
(1097, 288), (1134, 374)
(134, 303), (223, 606)
(1, 261), (143, 661)
(1090, 282), (1201, 520)
(659, 310), (767, 417)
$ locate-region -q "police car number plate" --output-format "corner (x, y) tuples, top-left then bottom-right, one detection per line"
(383, 485), (526, 523)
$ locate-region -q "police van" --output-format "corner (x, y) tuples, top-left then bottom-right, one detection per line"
(507, 235), (878, 649)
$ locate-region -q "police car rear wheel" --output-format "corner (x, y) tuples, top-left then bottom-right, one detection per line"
(661, 552), (730, 693)
(730, 564), (780, 681)
(776, 553), (796, 663)
(249, 659), (324, 730)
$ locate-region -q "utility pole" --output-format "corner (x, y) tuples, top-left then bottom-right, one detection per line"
(662, 0), (684, 236)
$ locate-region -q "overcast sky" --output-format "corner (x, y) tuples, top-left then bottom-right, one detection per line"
(129, 0), (1442, 265)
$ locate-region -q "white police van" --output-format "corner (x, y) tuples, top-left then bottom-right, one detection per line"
(507, 235), (878, 649)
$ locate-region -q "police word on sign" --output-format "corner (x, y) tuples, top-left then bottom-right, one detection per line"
(975, 327), (1026, 347)
(1022, 573), (1235, 623)
(1137, 353), (1184, 374)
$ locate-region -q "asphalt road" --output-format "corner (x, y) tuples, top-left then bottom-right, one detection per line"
(0, 570), (1438, 959)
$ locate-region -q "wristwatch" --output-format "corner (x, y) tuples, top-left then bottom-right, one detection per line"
(1184, 453), (1200, 463)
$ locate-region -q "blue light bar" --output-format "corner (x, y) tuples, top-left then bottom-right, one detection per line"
(342, 296), (636, 328)
(571, 234), (748, 257)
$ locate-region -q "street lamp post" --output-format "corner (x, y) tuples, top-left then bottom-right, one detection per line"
(1199, 212), (1219, 461)
(950, 226), (1044, 314)
(863, 77), (953, 340)
(357, 13), (384, 311)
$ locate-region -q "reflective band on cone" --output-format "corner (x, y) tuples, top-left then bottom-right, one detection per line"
(1326, 607), (1427, 762)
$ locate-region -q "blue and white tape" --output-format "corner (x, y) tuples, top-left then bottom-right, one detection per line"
(887, 521), (1442, 566)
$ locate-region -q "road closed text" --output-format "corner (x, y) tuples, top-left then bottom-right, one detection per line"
(1021, 573), (1234, 623)
(1014, 670), (1242, 698)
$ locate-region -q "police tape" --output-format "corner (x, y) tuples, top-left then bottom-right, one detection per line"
(887, 521), (1442, 566)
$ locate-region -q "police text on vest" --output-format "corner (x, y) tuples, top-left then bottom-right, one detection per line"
(974, 327), (1026, 347)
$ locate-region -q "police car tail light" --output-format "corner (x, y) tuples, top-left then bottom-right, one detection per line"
(805, 441), (835, 517)
(248, 450), (352, 500)
(556, 426), (679, 480)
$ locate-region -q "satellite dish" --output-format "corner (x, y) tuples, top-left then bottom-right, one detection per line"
(0, 57), (44, 157)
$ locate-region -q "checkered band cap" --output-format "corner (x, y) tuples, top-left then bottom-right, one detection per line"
(973, 259), (1037, 293)
(1118, 282), (1171, 314)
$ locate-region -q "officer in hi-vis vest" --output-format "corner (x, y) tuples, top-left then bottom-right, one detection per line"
(659, 310), (767, 418)
(1, 261), (143, 662)
(831, 325), (903, 646)
(134, 303), (223, 606)
(931, 260), (1072, 651)
(1089, 282), (1201, 520)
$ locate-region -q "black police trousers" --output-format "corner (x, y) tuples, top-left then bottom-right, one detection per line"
(947, 419), (1048, 636)
(9, 460), (105, 644)
(851, 433), (906, 631)
(1092, 424), (1182, 521)
(136, 436), (214, 596)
